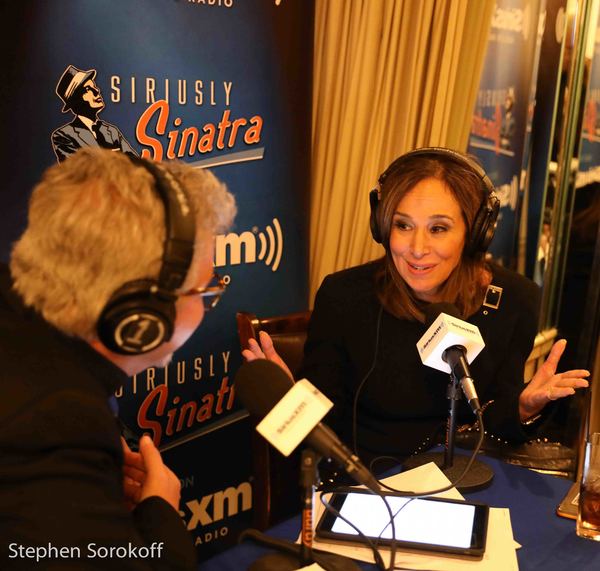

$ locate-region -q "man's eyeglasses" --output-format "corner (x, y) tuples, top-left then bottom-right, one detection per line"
(180, 273), (227, 311)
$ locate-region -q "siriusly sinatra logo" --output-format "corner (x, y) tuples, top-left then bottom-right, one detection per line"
(136, 100), (263, 165)
(51, 64), (139, 163)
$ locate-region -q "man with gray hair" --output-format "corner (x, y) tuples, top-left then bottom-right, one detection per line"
(0, 148), (236, 569)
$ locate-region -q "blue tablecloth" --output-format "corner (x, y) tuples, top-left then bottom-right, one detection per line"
(199, 455), (600, 570)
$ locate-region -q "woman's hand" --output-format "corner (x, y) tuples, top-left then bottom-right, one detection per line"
(519, 339), (590, 421)
(241, 330), (294, 380)
(121, 435), (182, 512)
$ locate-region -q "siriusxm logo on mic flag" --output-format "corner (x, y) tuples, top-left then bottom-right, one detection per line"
(256, 379), (333, 457)
(417, 313), (485, 374)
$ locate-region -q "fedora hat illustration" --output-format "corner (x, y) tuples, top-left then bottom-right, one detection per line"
(56, 65), (97, 113)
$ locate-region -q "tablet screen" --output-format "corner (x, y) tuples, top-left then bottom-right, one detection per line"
(316, 490), (488, 557)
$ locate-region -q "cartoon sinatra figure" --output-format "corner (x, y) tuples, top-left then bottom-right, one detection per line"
(52, 65), (138, 163)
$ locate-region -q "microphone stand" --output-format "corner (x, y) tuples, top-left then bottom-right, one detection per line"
(243, 448), (361, 571)
(443, 371), (461, 470)
(403, 372), (494, 492)
(299, 448), (318, 566)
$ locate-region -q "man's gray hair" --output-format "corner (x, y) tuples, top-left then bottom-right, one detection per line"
(10, 148), (236, 339)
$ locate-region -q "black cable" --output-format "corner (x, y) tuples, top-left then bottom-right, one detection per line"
(376, 410), (486, 498)
(369, 454), (405, 475)
(319, 490), (398, 571)
(368, 419), (446, 476)
(352, 303), (384, 454)
(319, 492), (386, 570)
(383, 495), (398, 571)
(376, 496), (416, 570)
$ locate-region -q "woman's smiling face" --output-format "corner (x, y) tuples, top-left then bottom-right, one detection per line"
(388, 177), (466, 302)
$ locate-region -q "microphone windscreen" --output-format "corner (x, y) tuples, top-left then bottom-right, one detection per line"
(424, 302), (460, 326)
(234, 359), (294, 419)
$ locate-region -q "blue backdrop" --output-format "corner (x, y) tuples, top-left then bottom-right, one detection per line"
(468, 0), (543, 265)
(0, 0), (314, 559)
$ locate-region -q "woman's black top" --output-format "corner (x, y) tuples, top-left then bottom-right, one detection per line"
(298, 260), (541, 464)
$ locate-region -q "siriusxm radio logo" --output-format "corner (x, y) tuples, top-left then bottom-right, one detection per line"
(184, 481), (252, 530)
(215, 218), (283, 271)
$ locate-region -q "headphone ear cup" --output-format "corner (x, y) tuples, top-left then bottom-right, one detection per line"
(468, 193), (500, 256)
(97, 280), (176, 355)
(369, 189), (383, 244)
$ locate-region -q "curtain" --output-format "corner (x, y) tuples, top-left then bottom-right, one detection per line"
(310, 0), (495, 301)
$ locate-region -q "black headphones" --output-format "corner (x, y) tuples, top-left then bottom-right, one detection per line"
(96, 155), (196, 355)
(369, 147), (500, 256)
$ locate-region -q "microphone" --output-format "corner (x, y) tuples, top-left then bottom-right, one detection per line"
(416, 303), (484, 413)
(234, 359), (380, 493)
(407, 303), (494, 492)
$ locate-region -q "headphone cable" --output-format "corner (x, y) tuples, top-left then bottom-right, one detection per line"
(352, 302), (384, 455)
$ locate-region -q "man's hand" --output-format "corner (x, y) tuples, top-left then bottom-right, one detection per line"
(121, 435), (181, 512)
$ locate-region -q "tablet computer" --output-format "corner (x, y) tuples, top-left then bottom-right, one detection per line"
(315, 489), (489, 559)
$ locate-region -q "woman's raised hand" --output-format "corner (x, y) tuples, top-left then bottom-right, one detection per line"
(519, 339), (590, 421)
(241, 330), (294, 380)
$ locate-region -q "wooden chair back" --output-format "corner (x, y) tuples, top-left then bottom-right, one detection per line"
(236, 310), (311, 530)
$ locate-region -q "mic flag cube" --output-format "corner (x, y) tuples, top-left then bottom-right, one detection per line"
(416, 312), (485, 374)
(256, 378), (333, 457)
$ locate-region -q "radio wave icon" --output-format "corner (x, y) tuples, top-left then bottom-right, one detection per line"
(257, 218), (283, 271)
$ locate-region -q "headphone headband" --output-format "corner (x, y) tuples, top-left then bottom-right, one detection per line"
(378, 147), (493, 191)
(127, 156), (196, 291)
(96, 155), (196, 355)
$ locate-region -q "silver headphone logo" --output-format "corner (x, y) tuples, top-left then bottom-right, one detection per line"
(215, 218), (283, 272)
(115, 313), (165, 353)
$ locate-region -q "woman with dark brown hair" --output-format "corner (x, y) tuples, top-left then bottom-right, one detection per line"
(243, 148), (589, 467)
